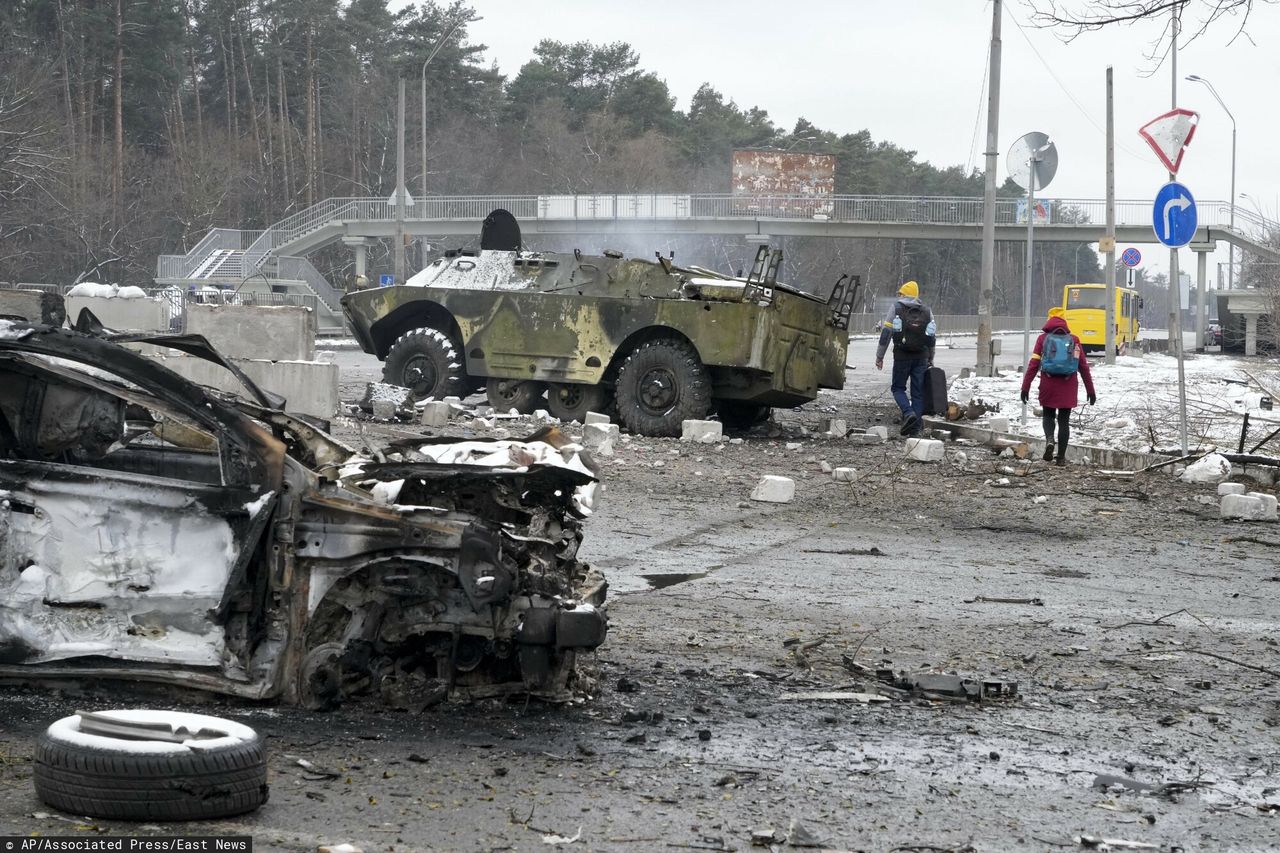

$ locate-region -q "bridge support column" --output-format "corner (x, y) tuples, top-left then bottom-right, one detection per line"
(342, 236), (376, 288)
(1243, 312), (1261, 356)
(1192, 246), (1210, 350)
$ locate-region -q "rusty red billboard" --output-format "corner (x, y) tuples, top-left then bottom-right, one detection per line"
(731, 150), (836, 216)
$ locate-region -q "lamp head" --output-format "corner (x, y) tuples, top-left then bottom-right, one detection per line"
(1185, 74), (1202, 82)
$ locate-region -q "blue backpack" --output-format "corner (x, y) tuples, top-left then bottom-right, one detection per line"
(1041, 332), (1079, 376)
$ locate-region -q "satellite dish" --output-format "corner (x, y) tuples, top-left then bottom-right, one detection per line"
(1007, 132), (1058, 192)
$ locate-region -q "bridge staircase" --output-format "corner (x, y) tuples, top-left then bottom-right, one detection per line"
(155, 227), (347, 334)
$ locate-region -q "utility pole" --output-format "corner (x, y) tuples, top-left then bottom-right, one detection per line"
(976, 0), (1002, 377)
(1021, 157), (1037, 426)
(395, 78), (407, 285)
(1104, 66), (1117, 365)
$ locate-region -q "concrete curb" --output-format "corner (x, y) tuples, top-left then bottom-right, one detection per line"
(923, 417), (1161, 471)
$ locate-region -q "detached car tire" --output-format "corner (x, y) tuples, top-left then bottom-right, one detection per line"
(614, 338), (711, 436)
(34, 710), (268, 821)
(383, 327), (467, 401)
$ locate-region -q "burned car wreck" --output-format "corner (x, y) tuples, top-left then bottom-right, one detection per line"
(0, 319), (607, 709)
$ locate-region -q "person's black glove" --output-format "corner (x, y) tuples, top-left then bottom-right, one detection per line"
(1020, 390), (1028, 403)
(1087, 392), (1097, 406)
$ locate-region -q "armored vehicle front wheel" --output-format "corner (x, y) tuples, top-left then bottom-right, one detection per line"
(614, 338), (711, 436)
(546, 382), (611, 423)
(383, 327), (466, 401)
(487, 378), (545, 414)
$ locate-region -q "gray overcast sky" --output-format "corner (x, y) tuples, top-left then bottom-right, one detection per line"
(453, 0), (1279, 278)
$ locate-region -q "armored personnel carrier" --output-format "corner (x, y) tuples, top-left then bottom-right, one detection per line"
(342, 210), (858, 436)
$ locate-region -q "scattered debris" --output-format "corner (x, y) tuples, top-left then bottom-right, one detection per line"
(750, 475), (795, 503)
(1075, 836), (1158, 850)
(542, 826), (583, 845)
(779, 691), (891, 704)
(905, 437), (945, 462)
(963, 595), (1045, 606)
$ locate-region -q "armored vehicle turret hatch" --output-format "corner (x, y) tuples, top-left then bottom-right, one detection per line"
(342, 210), (859, 436)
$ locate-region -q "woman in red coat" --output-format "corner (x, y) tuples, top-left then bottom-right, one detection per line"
(1020, 310), (1097, 465)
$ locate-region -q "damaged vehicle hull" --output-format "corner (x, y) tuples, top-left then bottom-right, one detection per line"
(0, 320), (607, 708)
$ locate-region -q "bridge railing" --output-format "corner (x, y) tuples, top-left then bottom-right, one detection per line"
(255, 193), (1256, 229)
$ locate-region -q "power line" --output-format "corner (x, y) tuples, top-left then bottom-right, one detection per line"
(1002, 4), (1150, 163)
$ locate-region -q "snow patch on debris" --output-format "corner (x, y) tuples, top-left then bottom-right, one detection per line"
(1180, 453), (1232, 484)
(46, 710), (257, 756)
(66, 282), (149, 299)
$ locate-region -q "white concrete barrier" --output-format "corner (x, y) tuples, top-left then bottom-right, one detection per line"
(149, 354), (339, 418)
(185, 303), (315, 361)
(66, 295), (170, 332)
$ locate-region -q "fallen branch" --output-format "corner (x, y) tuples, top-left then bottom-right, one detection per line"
(963, 595), (1044, 606)
(1222, 535), (1280, 548)
(1104, 608), (1192, 631)
(1184, 648), (1280, 679)
(1139, 452), (1206, 473)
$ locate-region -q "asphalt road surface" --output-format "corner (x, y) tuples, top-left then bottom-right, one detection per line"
(1, 341), (1276, 852)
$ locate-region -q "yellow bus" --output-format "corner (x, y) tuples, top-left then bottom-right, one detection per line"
(1061, 283), (1142, 352)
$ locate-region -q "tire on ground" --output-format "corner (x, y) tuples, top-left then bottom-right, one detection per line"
(487, 378), (546, 414)
(383, 327), (466, 400)
(34, 710), (268, 821)
(546, 382), (612, 423)
(614, 338), (711, 436)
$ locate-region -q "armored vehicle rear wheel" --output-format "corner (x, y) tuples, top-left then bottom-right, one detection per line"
(614, 338), (711, 436)
(487, 378), (545, 414)
(717, 400), (771, 432)
(546, 382), (611, 423)
(384, 327), (466, 401)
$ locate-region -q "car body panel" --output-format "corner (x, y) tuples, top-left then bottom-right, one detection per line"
(0, 319), (607, 707)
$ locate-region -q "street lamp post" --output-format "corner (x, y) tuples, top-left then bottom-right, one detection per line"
(1186, 75), (1235, 290)
(420, 17), (473, 213)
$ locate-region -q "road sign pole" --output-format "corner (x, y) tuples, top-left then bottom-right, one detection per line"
(1021, 176), (1035, 427)
(1172, 248), (1189, 455)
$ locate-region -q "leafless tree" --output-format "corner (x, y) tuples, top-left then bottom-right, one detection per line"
(1025, 0), (1275, 66)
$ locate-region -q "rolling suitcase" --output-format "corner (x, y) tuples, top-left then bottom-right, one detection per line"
(921, 366), (947, 417)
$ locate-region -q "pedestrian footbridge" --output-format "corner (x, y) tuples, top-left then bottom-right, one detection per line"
(157, 193), (1279, 333)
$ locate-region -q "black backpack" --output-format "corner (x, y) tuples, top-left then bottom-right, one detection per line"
(895, 303), (930, 354)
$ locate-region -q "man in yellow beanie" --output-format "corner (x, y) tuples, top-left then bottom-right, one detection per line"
(875, 280), (937, 436)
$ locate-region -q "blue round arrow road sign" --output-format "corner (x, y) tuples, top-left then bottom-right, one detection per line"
(1121, 247), (1142, 268)
(1152, 182), (1197, 248)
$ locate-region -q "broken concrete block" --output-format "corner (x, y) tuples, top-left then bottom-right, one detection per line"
(681, 419), (723, 443)
(866, 425), (889, 441)
(469, 417), (492, 430)
(819, 460), (833, 474)
(420, 401), (451, 427)
(1220, 493), (1273, 521)
(1248, 492), (1279, 520)
(988, 416), (1009, 433)
(584, 411), (611, 426)
(832, 467), (858, 483)
(785, 442), (802, 450)
(443, 396), (461, 405)
(1218, 482), (1247, 496)
(905, 437), (945, 462)
(371, 400), (397, 420)
(821, 418), (848, 437)
(750, 475), (795, 503)
(582, 422), (620, 450)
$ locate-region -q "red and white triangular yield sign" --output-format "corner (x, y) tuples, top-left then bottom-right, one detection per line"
(1138, 108), (1200, 174)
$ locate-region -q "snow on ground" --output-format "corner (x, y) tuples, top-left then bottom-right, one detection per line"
(948, 351), (1280, 454)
